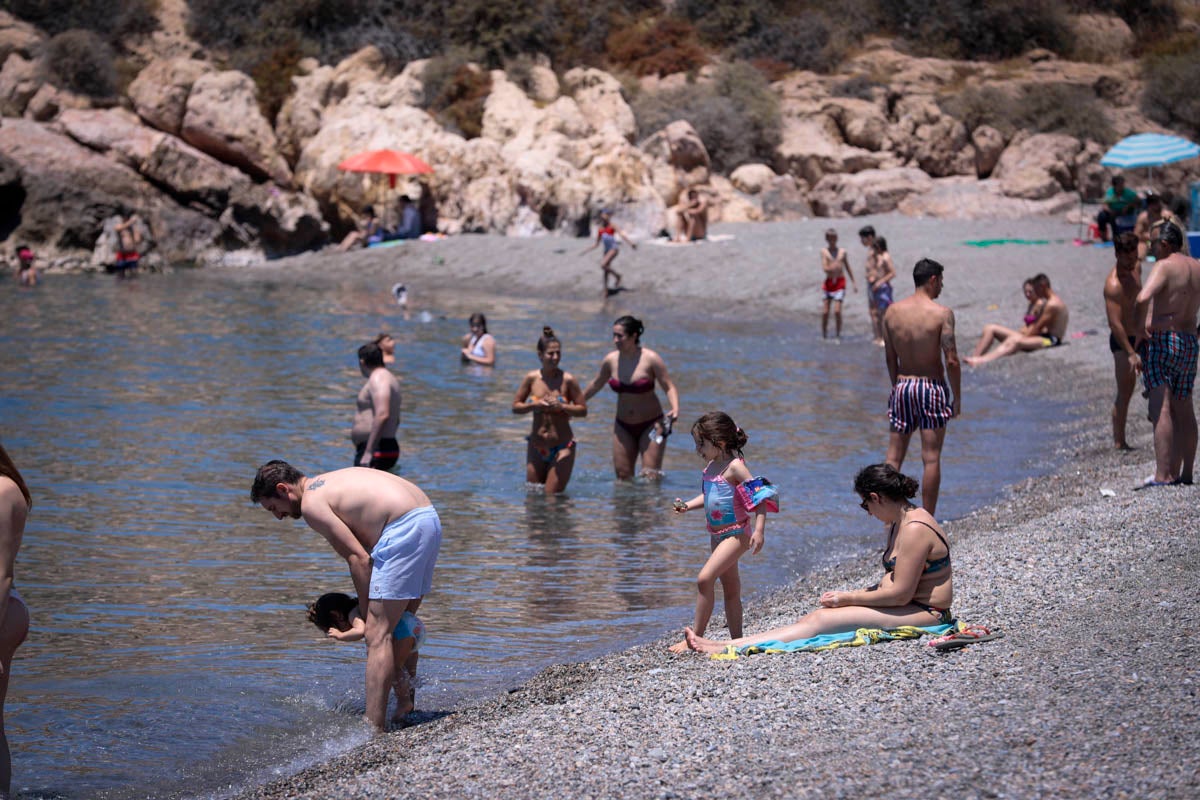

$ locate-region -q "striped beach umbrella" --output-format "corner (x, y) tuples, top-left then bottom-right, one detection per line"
(1100, 133), (1200, 169)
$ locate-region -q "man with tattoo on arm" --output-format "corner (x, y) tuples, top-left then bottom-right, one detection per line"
(251, 462), (441, 730)
(880, 258), (961, 516)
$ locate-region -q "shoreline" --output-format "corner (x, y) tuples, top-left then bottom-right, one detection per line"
(238, 216), (1199, 799)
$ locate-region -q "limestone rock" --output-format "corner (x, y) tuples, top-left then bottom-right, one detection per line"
(24, 83), (88, 122)
(482, 72), (539, 143)
(275, 66), (335, 166)
(824, 97), (890, 151)
(809, 167), (934, 217)
(638, 120), (711, 204)
(972, 125), (1006, 178)
(0, 54), (39, 117)
(999, 167), (1061, 200)
(760, 174), (813, 221)
(584, 140), (667, 238)
(526, 64), (560, 104)
(1068, 14), (1135, 63)
(707, 175), (760, 223)
(0, 11), (43, 64)
(778, 114), (891, 186)
(898, 176), (1079, 219)
(562, 68), (636, 141)
(128, 58), (212, 136)
(993, 132), (1083, 191)
(181, 70), (292, 185)
(730, 163), (778, 195)
(220, 182), (329, 257)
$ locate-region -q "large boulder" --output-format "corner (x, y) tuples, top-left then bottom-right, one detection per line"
(583, 138), (667, 237)
(220, 182), (329, 257)
(181, 70), (292, 185)
(0, 11), (42, 64)
(482, 71), (538, 143)
(562, 68), (636, 141)
(128, 58), (212, 136)
(276, 65), (335, 166)
(730, 163), (778, 195)
(1068, 14), (1135, 63)
(993, 131), (1083, 195)
(638, 119), (711, 204)
(823, 97), (890, 151)
(809, 167), (934, 217)
(778, 114), (892, 186)
(972, 125), (1006, 178)
(893, 95), (973, 177)
(23, 83), (89, 122)
(898, 176), (1078, 219)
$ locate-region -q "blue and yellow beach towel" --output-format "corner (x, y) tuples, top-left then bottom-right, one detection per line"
(709, 622), (957, 660)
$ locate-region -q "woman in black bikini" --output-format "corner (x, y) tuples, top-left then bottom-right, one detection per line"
(512, 326), (587, 494)
(686, 463), (952, 653)
(582, 315), (681, 480)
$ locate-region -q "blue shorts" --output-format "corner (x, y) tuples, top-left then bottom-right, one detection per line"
(369, 506), (442, 600)
(872, 282), (893, 313)
(393, 610), (426, 649)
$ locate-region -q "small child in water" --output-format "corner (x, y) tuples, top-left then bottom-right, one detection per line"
(307, 592), (426, 723)
(669, 411), (779, 653)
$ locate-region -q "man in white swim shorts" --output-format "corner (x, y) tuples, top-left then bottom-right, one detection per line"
(252, 460), (442, 730)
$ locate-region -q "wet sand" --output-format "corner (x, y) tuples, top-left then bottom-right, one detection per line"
(239, 216), (1199, 799)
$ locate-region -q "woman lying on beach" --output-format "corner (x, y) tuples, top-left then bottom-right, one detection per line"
(686, 463), (952, 654)
(512, 326), (586, 493)
(582, 315), (680, 480)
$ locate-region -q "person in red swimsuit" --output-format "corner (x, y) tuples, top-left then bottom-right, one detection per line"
(820, 229), (858, 341)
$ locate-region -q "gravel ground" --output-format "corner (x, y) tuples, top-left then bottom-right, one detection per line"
(239, 217), (1198, 800)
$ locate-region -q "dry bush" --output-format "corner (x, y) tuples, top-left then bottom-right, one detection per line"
(886, 0), (1074, 60)
(605, 15), (708, 76)
(940, 82), (1114, 144)
(39, 29), (118, 98)
(1142, 46), (1200, 139)
(422, 51), (492, 139)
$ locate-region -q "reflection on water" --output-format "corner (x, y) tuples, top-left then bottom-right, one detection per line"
(0, 268), (1066, 798)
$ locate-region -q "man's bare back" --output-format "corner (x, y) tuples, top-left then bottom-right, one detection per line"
(1033, 292), (1069, 340)
(301, 467), (431, 552)
(1142, 252), (1200, 333)
(352, 368), (401, 444)
(883, 295), (955, 381)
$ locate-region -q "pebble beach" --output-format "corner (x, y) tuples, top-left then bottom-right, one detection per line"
(238, 215), (1199, 800)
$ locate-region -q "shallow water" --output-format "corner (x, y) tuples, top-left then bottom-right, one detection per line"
(0, 263), (1068, 798)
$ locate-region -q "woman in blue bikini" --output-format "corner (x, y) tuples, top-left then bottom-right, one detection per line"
(582, 315), (680, 480)
(512, 326), (587, 494)
(686, 463), (952, 654)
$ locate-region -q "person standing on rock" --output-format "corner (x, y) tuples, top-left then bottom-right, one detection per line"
(1135, 222), (1200, 486)
(881, 258), (961, 516)
(352, 342), (401, 471)
(251, 461), (441, 729)
(1103, 232), (1143, 451)
(820, 229), (858, 341)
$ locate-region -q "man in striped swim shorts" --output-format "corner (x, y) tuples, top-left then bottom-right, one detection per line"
(881, 258), (962, 516)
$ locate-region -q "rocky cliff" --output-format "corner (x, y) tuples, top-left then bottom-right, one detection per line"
(1, 10), (1196, 271)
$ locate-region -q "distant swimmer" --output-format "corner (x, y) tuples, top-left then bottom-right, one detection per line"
(820, 228), (858, 341)
(460, 312), (496, 367)
(15, 246), (37, 287)
(881, 258), (961, 516)
(512, 326), (586, 494)
(251, 461), (441, 730)
(1135, 222), (1200, 486)
(581, 209), (636, 296)
(1102, 233), (1143, 451)
(582, 315), (680, 480)
(352, 342), (401, 471)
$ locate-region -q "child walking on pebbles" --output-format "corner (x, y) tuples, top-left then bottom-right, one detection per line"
(668, 412), (778, 653)
(307, 592), (426, 724)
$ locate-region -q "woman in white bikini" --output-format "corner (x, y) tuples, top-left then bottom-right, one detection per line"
(460, 312), (496, 367)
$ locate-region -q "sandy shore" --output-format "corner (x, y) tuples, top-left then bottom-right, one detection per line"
(239, 216), (1199, 800)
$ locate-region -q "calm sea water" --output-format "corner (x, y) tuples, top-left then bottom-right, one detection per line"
(0, 263), (1067, 798)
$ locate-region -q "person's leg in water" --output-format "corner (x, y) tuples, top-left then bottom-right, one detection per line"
(638, 419), (669, 479)
(1112, 349), (1136, 450)
(685, 603), (944, 654)
(918, 426), (947, 516)
(833, 297), (844, 340)
(0, 597), (29, 796)
(389, 635), (415, 723)
(542, 442), (576, 494)
(821, 296), (831, 339)
(610, 421), (640, 480)
(669, 534), (748, 653)
(365, 598), (408, 730)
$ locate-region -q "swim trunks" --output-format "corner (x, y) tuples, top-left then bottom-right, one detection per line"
(1142, 330), (1199, 399)
(871, 282), (893, 314)
(823, 275), (846, 301)
(1109, 333), (1137, 354)
(1040, 335), (1062, 347)
(114, 251), (140, 271)
(888, 377), (953, 433)
(369, 506), (442, 601)
(354, 437), (400, 471)
(392, 610), (427, 649)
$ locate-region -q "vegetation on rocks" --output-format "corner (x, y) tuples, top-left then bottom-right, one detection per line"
(1142, 43), (1200, 139)
(38, 30), (119, 98)
(421, 50), (493, 140)
(940, 83), (1116, 144)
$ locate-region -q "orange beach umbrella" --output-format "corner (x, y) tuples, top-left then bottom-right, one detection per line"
(337, 149), (434, 188)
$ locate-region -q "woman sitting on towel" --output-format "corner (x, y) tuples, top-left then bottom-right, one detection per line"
(686, 463), (952, 654)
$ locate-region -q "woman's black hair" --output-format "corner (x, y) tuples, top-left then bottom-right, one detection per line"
(306, 592), (357, 631)
(691, 411), (748, 458)
(470, 312), (488, 333)
(614, 315), (644, 343)
(853, 463), (919, 502)
(537, 325), (559, 355)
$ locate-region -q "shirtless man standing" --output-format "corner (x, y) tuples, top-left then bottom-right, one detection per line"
(860, 226), (887, 344)
(1103, 232), (1143, 450)
(820, 229), (858, 341)
(963, 274), (1069, 366)
(251, 461), (441, 729)
(352, 342), (401, 471)
(1135, 194), (1190, 261)
(1135, 222), (1200, 486)
(881, 258), (961, 515)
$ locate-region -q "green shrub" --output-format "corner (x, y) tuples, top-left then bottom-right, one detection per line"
(39, 29), (118, 98)
(1142, 48), (1200, 139)
(939, 82), (1114, 144)
(832, 75), (885, 101)
(8, 0), (160, 42)
(632, 61), (780, 173)
(886, 0), (1074, 60)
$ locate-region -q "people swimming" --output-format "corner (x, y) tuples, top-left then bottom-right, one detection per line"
(512, 326), (587, 494)
(668, 412), (778, 654)
(582, 315), (680, 480)
(686, 463), (951, 655)
(460, 312), (496, 367)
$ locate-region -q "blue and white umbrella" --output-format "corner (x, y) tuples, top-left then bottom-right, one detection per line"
(1101, 133), (1200, 169)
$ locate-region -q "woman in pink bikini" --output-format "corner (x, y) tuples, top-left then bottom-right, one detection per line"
(582, 315), (681, 480)
(0, 443), (30, 795)
(512, 327), (587, 494)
